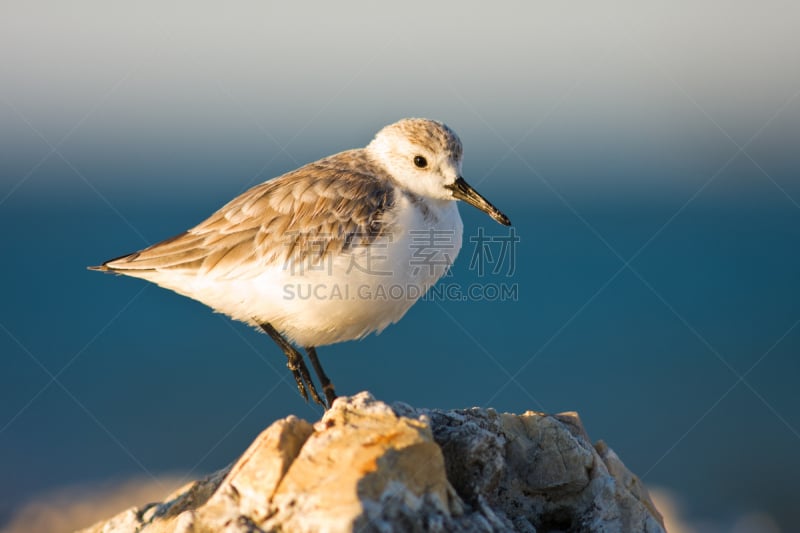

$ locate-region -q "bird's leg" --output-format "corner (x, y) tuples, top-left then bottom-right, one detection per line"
(259, 323), (324, 406)
(305, 346), (337, 408)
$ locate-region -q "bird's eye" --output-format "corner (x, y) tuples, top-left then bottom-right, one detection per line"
(413, 155), (427, 168)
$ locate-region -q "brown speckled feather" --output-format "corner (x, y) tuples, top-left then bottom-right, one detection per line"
(101, 150), (396, 279)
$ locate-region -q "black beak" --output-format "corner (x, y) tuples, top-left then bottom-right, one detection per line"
(447, 177), (511, 226)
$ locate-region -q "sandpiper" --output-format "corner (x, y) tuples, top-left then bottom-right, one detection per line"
(90, 118), (511, 408)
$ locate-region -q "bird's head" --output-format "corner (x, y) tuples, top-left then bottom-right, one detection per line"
(367, 118), (510, 226)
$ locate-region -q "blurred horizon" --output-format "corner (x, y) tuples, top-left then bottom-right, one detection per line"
(2, 2), (799, 531)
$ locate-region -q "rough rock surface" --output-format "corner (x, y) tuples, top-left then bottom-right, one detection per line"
(78, 392), (665, 533)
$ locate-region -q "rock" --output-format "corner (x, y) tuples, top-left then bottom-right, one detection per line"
(77, 392), (665, 533)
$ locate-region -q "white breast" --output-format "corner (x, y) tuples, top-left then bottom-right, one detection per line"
(257, 195), (462, 346)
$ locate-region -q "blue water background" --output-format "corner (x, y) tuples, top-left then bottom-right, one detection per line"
(1, 143), (798, 528)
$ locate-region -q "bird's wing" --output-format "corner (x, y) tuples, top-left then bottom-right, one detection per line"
(96, 150), (397, 279)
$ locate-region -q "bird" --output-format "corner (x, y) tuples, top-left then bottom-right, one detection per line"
(90, 118), (511, 408)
